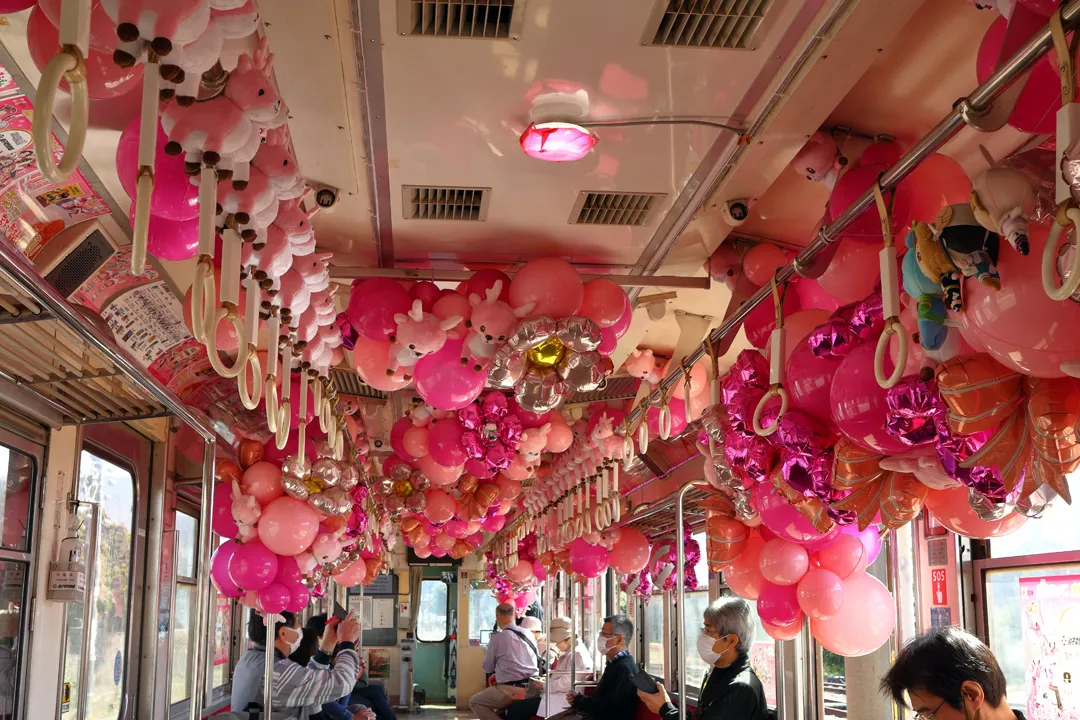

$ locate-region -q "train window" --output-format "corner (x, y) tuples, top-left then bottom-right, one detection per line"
(170, 512), (198, 704)
(644, 596), (665, 678)
(212, 590), (233, 693)
(417, 579), (448, 642)
(682, 532), (712, 691)
(0, 561), (27, 715)
(0, 447), (33, 551)
(469, 580), (500, 645)
(988, 498), (1077, 558)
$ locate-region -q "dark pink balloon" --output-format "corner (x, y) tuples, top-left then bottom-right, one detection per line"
(210, 541), (241, 598)
(609, 294), (633, 339)
(597, 326), (617, 357)
(211, 481), (238, 538)
(428, 418), (467, 467)
(115, 117), (199, 221)
(285, 583), (311, 613)
(275, 555), (302, 586)
(466, 269), (512, 302)
(259, 582), (291, 614)
(509, 397), (552, 429)
(414, 338), (487, 410)
(228, 540), (279, 591)
(347, 279), (412, 342)
(391, 416), (412, 458)
(786, 341), (841, 426)
(830, 342), (910, 454)
(411, 281), (441, 312)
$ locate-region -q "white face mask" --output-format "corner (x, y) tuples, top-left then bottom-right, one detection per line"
(697, 633), (730, 666)
(597, 635), (619, 654)
(282, 627), (302, 656)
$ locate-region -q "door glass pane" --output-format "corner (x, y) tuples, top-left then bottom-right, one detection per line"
(418, 580), (448, 642)
(0, 445), (34, 552)
(0, 561), (27, 716)
(683, 591), (711, 691)
(645, 597), (665, 678)
(77, 451), (135, 720)
(175, 513), (197, 578)
(989, 497), (1078, 559)
(170, 584), (193, 703)
(469, 581), (499, 644)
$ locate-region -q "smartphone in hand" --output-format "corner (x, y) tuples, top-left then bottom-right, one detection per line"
(632, 671), (660, 694)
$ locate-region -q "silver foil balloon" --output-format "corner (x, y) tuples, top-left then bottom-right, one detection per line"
(312, 457), (342, 488)
(339, 464), (361, 491)
(515, 371), (570, 413)
(282, 454), (310, 478)
(1055, 227), (1080, 303)
(308, 492), (339, 516)
(316, 441), (335, 458)
(557, 350), (605, 392)
(967, 487), (1013, 522)
(1016, 483), (1059, 518)
(324, 486), (353, 515)
(556, 316), (602, 352)
(507, 315), (557, 350)
(281, 472), (310, 500)
(488, 344), (527, 389)
(406, 492), (427, 513)
(700, 404), (728, 444)
(389, 463), (412, 482)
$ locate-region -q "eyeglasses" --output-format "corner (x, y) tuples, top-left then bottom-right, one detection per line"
(700, 627), (725, 640)
(913, 699), (947, 720)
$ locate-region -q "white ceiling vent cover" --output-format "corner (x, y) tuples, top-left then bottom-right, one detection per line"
(398, 0), (527, 39)
(402, 186), (491, 221)
(643, 0), (772, 50)
(571, 192), (666, 227)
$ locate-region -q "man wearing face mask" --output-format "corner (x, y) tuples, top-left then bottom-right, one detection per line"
(881, 627), (1024, 720)
(231, 610), (363, 718)
(637, 597), (767, 720)
(553, 615), (637, 720)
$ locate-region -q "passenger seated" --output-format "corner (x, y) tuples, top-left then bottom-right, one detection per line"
(470, 603), (540, 720)
(637, 597), (767, 720)
(506, 616), (592, 720)
(230, 609), (362, 719)
(881, 626), (1025, 720)
(305, 614), (397, 720)
(553, 615), (637, 720)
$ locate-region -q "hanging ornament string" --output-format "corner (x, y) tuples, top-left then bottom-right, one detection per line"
(753, 277), (789, 436)
(872, 179), (909, 388)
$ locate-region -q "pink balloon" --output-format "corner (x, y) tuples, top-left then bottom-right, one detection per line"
(465, 460), (496, 480)
(961, 225), (1080, 377)
(891, 303), (925, 377)
(924, 487), (1028, 539)
(432, 292), (471, 339)
(275, 555), (302, 586)
(786, 341), (842, 425)
(579, 279), (628, 327)
(480, 513), (507, 533)
(817, 240), (879, 304)
(507, 561), (535, 584)
(502, 454), (531, 481)
(117, 120), (200, 222)
(763, 615), (805, 641)
(347, 279), (413, 342)
(403, 426), (430, 459)
(257, 497), (320, 556)
(742, 289), (802, 349)
(382, 455), (411, 478)
(793, 279), (841, 313)
(545, 423), (573, 453)
(443, 518), (468, 539)
(814, 534), (868, 580)
(609, 527), (651, 575)
(414, 545), (433, 559)
(743, 244), (788, 286)
(333, 559), (368, 588)
(415, 338), (487, 410)
(759, 539), (810, 586)
(263, 432), (317, 465)
(905, 154), (972, 224)
(467, 531), (485, 548)
(646, 397), (687, 438)
(509, 257), (583, 318)
(211, 482), (239, 538)
(724, 535), (766, 600)
(259, 582), (291, 614)
(411, 281), (441, 312)
(830, 342), (911, 454)
(27, 7), (142, 100)
(568, 538), (609, 578)
(210, 541), (241, 598)
(796, 569), (845, 619)
(597, 326), (617, 357)
(428, 418), (467, 467)
(228, 540), (279, 591)
(508, 398), (552, 429)
(241, 462), (283, 507)
(390, 417), (412, 458)
(772, 310), (832, 369)
(496, 476), (523, 500)
(609, 294), (633, 339)
(434, 532), (456, 552)
(533, 559), (548, 581)
(810, 573), (895, 657)
(418, 454), (464, 486)
(753, 483), (839, 548)
(127, 204), (198, 261)
(467, 269), (512, 303)
(285, 583), (311, 612)
(425, 489), (457, 524)
(977, 14), (1060, 134)
(352, 338), (412, 392)
(829, 163), (913, 245)
(757, 582), (801, 627)
(840, 523), (883, 565)
(859, 140), (903, 167)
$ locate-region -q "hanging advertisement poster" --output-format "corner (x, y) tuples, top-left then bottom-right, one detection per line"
(750, 641), (776, 707)
(1020, 575), (1080, 720)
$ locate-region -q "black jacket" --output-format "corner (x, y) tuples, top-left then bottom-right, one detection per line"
(658, 653), (766, 720)
(571, 652), (639, 720)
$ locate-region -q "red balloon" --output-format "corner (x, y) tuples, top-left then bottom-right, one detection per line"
(977, 14), (1060, 134)
(924, 487), (1027, 539)
(905, 154), (972, 224)
(466, 269), (512, 303)
(347, 279), (412, 342)
(609, 528), (651, 575)
(579, 278), (628, 327)
(26, 7), (142, 99)
(828, 163), (913, 245)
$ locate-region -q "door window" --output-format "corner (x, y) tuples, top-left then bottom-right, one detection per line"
(170, 512), (197, 704)
(468, 581), (500, 645)
(417, 580), (448, 642)
(0, 441), (35, 719)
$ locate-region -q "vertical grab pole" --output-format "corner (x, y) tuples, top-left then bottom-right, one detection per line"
(543, 577), (552, 714)
(189, 441), (217, 720)
(76, 502), (99, 720)
(263, 619), (275, 714)
(568, 575), (576, 694)
(675, 482), (693, 720)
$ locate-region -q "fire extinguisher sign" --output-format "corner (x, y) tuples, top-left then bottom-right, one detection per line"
(931, 568), (948, 606)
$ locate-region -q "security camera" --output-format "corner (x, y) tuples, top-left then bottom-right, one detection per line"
(722, 198), (752, 226)
(312, 184), (340, 209)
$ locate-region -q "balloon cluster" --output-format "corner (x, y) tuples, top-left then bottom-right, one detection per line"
(280, 442), (361, 516)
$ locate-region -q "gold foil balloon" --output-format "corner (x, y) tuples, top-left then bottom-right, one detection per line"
(392, 477), (415, 497)
(457, 474), (479, 495)
(528, 337), (567, 369)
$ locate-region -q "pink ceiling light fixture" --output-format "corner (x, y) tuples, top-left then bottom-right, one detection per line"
(519, 122), (599, 162)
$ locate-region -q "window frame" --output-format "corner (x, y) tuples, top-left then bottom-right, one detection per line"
(169, 508), (199, 706)
(416, 578), (450, 643)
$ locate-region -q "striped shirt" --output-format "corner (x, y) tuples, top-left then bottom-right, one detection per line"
(231, 643), (360, 719)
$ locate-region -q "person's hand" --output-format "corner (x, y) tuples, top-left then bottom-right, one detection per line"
(337, 613), (362, 644)
(566, 692), (576, 704)
(529, 678), (545, 691)
(488, 675), (497, 687)
(637, 682), (670, 714)
(319, 622), (339, 653)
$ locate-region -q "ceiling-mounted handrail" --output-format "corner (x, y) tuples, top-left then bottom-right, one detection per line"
(621, 0), (1080, 431)
(0, 236), (216, 442)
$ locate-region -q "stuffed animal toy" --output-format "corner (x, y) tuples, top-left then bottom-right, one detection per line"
(310, 528), (346, 565)
(273, 195), (319, 256)
(902, 229), (950, 352)
(912, 204), (1001, 313)
(252, 127), (304, 199)
(461, 280), (534, 372)
(102, 0), (211, 75)
(230, 479), (260, 541)
(292, 252), (333, 293)
(294, 551), (317, 576)
(791, 130), (846, 184)
(970, 165), (1037, 255)
(388, 300), (461, 378)
(623, 348), (667, 386)
(518, 423), (552, 466)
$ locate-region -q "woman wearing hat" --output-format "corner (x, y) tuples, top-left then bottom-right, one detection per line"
(506, 617), (593, 720)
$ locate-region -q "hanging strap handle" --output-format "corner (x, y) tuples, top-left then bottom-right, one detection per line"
(753, 278), (788, 436)
(656, 383), (673, 440)
(33, 0), (90, 183)
(130, 55), (161, 276)
(872, 179), (909, 387)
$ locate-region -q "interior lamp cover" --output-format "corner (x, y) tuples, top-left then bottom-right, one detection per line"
(520, 122), (599, 162)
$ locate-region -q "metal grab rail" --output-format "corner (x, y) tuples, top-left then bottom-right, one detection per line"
(674, 483), (694, 720)
(621, 0), (1080, 431)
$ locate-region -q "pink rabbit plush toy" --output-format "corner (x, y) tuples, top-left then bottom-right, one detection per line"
(791, 130), (846, 187)
(102, 0), (210, 77)
(623, 349), (666, 386)
(387, 300), (462, 378)
(461, 280), (533, 371)
(310, 529), (346, 565)
(230, 479), (260, 541)
(518, 423), (552, 467)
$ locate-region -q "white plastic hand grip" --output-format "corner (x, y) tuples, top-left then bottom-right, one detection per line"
(189, 258), (215, 345)
(1042, 202), (1080, 301)
(754, 327), (787, 436)
(238, 346), (263, 410)
(33, 47), (88, 183)
(658, 404), (672, 440)
(206, 306), (251, 378)
(874, 320), (908, 389)
(130, 62), (161, 277)
(752, 386), (788, 437)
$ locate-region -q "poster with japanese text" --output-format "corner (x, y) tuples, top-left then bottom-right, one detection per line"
(1021, 575), (1080, 720)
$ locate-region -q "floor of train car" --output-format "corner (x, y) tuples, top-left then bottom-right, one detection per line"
(401, 706), (476, 720)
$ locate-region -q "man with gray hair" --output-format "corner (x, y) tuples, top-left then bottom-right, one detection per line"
(554, 615), (638, 720)
(470, 603), (541, 720)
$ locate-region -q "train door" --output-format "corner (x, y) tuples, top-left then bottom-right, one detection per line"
(413, 567), (456, 704)
(59, 424), (150, 720)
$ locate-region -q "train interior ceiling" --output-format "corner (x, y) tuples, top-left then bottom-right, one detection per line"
(0, 0), (1078, 719)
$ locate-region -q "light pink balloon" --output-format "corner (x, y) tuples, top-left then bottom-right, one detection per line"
(578, 278), (628, 327)
(403, 426), (430, 459)
(434, 531), (456, 552)
(817, 240), (879, 304)
(502, 454), (531, 481)
(241, 462), (283, 507)
(814, 534), (868, 580)
(759, 539), (810, 586)
(414, 338), (487, 410)
(333, 559), (368, 588)
(432, 292), (471, 339)
(428, 418), (467, 466)
(257, 497), (320, 556)
(418, 454), (464, 486)
(545, 423), (573, 453)
(810, 573), (895, 657)
(609, 294), (633, 339)
(793, 279), (841, 313)
(507, 561), (535, 584)
(743, 244), (788, 286)
(763, 615), (804, 641)
(211, 482), (238, 538)
(796, 568), (845, 619)
(352, 337), (411, 392)
(425, 489), (457, 524)
(444, 518), (469, 539)
(509, 257), (584, 318)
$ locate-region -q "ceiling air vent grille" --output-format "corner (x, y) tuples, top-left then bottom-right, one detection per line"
(571, 192), (665, 227)
(398, 0), (526, 39)
(402, 186), (490, 221)
(644, 0), (772, 50)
